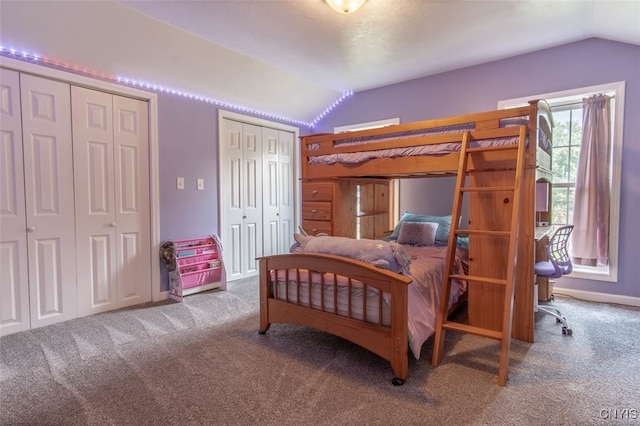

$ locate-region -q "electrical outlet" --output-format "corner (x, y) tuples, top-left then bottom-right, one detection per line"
(197, 178), (204, 190)
(176, 177), (184, 190)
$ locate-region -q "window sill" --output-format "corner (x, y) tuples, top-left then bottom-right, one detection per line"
(568, 264), (616, 283)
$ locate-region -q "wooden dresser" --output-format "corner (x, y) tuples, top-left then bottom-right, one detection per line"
(301, 178), (390, 239)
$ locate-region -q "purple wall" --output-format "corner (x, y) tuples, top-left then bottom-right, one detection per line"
(313, 38), (640, 299)
(157, 38), (638, 298)
(158, 94), (219, 243)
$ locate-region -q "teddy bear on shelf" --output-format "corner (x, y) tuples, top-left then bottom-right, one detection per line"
(159, 241), (176, 271)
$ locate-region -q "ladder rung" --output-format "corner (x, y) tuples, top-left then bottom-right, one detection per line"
(466, 144), (518, 153)
(449, 274), (507, 286)
(442, 321), (503, 340)
(461, 186), (514, 192)
(455, 230), (511, 237)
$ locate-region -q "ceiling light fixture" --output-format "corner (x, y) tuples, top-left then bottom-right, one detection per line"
(325, 0), (367, 14)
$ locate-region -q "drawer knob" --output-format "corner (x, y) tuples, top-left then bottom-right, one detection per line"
(311, 209), (317, 213)
(311, 228), (318, 233)
(312, 190), (318, 195)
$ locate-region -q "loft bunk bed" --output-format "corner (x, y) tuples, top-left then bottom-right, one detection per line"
(259, 100), (553, 385)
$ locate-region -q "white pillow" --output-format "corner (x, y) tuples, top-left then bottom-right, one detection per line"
(397, 222), (438, 245)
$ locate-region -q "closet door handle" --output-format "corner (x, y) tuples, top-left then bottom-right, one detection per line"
(243, 215), (247, 219)
(27, 226), (36, 233)
(109, 222), (116, 228)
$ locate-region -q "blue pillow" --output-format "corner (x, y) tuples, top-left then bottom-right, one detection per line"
(386, 212), (452, 245)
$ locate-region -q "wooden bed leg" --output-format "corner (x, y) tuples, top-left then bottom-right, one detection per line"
(259, 257), (271, 334)
(391, 377), (405, 386)
(390, 285), (409, 386)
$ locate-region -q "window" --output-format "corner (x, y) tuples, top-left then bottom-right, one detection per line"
(550, 104), (583, 225)
(499, 81), (625, 282)
(334, 118), (401, 237)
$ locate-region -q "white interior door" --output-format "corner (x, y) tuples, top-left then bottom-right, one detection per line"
(73, 87), (151, 316)
(112, 94), (151, 307)
(20, 73), (77, 329)
(240, 123), (262, 277)
(220, 118), (263, 280)
(262, 127), (280, 257)
(0, 69), (30, 335)
(220, 118), (245, 281)
(219, 112), (298, 282)
(277, 130), (294, 253)
(72, 87), (117, 316)
(262, 128), (294, 256)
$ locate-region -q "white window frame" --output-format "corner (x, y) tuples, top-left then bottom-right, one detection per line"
(498, 81), (625, 283)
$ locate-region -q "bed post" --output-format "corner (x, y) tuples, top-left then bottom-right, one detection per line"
(390, 281), (409, 385)
(258, 257), (271, 334)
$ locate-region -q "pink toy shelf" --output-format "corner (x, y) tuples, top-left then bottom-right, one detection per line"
(168, 235), (226, 302)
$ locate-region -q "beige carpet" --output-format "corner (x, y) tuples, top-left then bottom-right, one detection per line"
(1, 277), (638, 425)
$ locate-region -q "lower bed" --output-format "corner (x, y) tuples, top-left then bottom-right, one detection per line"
(258, 244), (467, 384)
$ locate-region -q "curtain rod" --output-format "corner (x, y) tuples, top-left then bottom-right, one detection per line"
(550, 94), (616, 109)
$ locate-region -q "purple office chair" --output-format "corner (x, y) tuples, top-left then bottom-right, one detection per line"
(534, 225), (574, 336)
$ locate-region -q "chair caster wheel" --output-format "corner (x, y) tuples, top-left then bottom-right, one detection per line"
(562, 327), (573, 336)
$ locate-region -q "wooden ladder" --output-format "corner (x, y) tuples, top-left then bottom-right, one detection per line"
(431, 127), (527, 386)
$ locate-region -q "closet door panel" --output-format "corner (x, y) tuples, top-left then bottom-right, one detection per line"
(262, 127), (279, 257)
(242, 123), (262, 276)
(20, 74), (77, 328)
(0, 69), (30, 335)
(277, 130), (294, 254)
(113, 95), (151, 307)
(72, 86), (117, 316)
(220, 119), (245, 280)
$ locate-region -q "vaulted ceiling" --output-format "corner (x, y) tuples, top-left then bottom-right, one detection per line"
(2, 1), (639, 125)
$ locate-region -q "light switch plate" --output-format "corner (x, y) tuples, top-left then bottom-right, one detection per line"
(176, 177), (184, 190)
(197, 178), (204, 190)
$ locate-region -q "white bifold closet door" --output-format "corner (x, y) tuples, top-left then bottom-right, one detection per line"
(219, 116), (295, 282)
(72, 86), (151, 316)
(262, 127), (294, 256)
(0, 72), (78, 335)
(220, 120), (263, 281)
(1, 68), (30, 334)
(21, 73), (78, 329)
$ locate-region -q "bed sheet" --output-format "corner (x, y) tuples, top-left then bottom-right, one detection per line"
(404, 245), (467, 359)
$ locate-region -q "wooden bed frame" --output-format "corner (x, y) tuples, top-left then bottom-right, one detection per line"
(259, 253), (413, 385)
(258, 100), (553, 382)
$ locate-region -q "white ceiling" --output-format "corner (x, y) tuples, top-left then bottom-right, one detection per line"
(4, 1), (638, 125)
(117, 0), (640, 124)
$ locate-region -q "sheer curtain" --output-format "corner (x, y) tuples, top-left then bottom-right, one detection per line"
(571, 94), (611, 266)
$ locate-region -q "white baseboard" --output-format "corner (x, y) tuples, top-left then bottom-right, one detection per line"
(553, 287), (640, 307)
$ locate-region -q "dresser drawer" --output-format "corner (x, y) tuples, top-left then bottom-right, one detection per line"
(302, 220), (333, 236)
(302, 202), (332, 220)
(302, 182), (334, 201)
